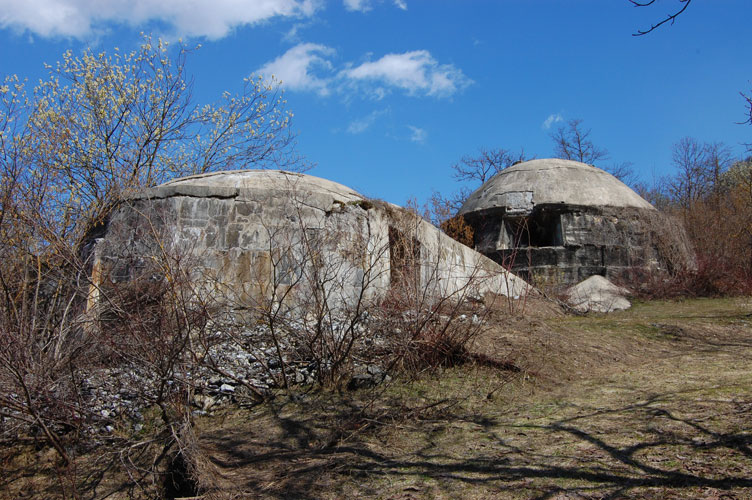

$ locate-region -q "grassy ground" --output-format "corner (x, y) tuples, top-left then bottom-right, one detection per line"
(2, 297), (751, 499)
(194, 297), (752, 499)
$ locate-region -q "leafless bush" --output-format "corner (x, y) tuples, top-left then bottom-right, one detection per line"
(0, 211), (98, 475)
(78, 206), (211, 495)
(367, 206), (491, 374)
(0, 259), (90, 466)
(626, 253), (752, 300)
(201, 189), (391, 391)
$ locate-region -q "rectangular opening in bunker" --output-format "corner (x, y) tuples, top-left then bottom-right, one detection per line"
(503, 212), (562, 248)
(389, 226), (421, 288)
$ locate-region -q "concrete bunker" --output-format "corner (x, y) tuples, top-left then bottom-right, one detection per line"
(459, 159), (694, 285)
(87, 170), (530, 313)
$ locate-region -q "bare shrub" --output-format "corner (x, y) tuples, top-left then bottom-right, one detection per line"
(195, 185), (391, 392)
(629, 254), (752, 300)
(81, 210), (202, 494)
(368, 206), (491, 374)
(186, 183), (502, 391)
(630, 157), (752, 298)
(0, 257), (91, 466)
(0, 203), (97, 475)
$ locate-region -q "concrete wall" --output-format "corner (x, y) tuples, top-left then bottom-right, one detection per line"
(466, 205), (690, 285)
(89, 171), (530, 316)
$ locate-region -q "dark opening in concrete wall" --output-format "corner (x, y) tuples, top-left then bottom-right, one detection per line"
(388, 226), (421, 289)
(459, 159), (695, 285)
(503, 211), (563, 248)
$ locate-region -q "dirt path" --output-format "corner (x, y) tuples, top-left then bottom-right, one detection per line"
(196, 298), (752, 499)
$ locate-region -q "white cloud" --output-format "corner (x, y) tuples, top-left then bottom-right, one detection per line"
(408, 125), (427, 144)
(283, 22), (306, 43)
(256, 43), (334, 95)
(0, 0), (320, 39)
(343, 0), (371, 12)
(343, 0), (406, 13)
(258, 45), (470, 100)
(346, 108), (388, 134)
(542, 113), (564, 129)
(342, 50), (472, 98)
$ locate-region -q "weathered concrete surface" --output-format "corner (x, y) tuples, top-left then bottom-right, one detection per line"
(458, 159), (694, 285)
(143, 169), (364, 205)
(566, 275), (631, 313)
(90, 170), (530, 313)
(460, 159), (654, 215)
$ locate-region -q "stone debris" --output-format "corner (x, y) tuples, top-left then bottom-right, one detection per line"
(347, 365), (391, 390)
(565, 275), (632, 313)
(57, 320), (401, 434)
(66, 169), (537, 435)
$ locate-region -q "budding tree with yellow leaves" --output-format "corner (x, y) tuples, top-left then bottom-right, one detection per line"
(0, 38), (304, 471)
(2, 37), (303, 250)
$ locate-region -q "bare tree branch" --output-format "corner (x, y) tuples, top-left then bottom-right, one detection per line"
(630, 0), (693, 36)
(451, 147), (528, 185)
(742, 88), (752, 152)
(550, 118), (609, 166)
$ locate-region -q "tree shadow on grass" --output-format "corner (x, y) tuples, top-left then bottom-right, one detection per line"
(198, 391), (752, 499)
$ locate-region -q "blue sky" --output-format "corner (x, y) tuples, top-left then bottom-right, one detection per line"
(1, 0), (750, 205)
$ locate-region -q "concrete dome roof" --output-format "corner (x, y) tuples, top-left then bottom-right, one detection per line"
(459, 158), (654, 215)
(136, 169), (365, 206)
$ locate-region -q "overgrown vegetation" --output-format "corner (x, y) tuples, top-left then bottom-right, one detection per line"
(0, 38), (308, 496)
(0, 179), (497, 497)
(633, 141), (752, 297)
(0, 42), (500, 494)
(2, 26), (751, 500)
(5, 297), (751, 499)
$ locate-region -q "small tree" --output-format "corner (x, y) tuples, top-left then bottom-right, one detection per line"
(667, 137), (732, 217)
(550, 118), (638, 185)
(742, 86), (752, 152)
(425, 147), (528, 233)
(550, 118), (609, 166)
(451, 147), (528, 184)
(1, 36), (304, 253)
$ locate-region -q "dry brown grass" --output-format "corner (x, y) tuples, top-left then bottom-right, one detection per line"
(4, 297), (752, 499)
(178, 297), (752, 499)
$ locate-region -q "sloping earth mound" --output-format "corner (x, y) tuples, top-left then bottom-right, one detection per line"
(190, 297), (752, 499)
(2, 297), (751, 499)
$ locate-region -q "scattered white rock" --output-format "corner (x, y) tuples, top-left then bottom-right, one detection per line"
(566, 275), (631, 313)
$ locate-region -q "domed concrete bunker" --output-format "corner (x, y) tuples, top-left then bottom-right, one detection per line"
(458, 159), (693, 284)
(87, 170), (530, 313)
